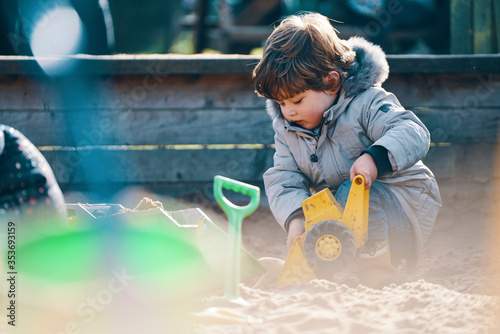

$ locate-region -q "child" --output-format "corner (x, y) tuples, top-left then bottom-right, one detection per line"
(252, 12), (441, 268)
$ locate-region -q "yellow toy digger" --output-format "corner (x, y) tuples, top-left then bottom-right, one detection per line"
(276, 175), (370, 287)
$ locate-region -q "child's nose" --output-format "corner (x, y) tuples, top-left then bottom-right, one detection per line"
(282, 105), (296, 117)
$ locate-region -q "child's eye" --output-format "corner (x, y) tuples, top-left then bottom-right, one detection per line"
(293, 99), (302, 104)
(278, 101), (285, 106)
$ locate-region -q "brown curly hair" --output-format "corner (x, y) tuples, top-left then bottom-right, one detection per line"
(253, 12), (356, 101)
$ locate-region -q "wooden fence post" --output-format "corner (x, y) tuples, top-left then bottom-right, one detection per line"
(473, 0), (493, 53)
(450, 0), (473, 54)
(451, 0), (499, 53)
(494, 0), (500, 50)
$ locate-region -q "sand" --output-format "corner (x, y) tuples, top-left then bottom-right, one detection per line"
(186, 193), (500, 334)
(61, 187), (500, 334)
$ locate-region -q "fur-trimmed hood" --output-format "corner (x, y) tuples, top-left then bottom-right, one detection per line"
(266, 37), (389, 119)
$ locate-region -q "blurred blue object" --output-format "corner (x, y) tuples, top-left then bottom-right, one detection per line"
(0, 0), (114, 55)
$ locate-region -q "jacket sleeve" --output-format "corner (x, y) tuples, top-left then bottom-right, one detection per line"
(361, 88), (430, 172)
(263, 118), (312, 231)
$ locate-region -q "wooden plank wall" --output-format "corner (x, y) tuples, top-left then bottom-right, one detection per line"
(1, 55), (499, 203)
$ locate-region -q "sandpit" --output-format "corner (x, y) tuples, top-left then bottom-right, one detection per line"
(62, 187), (500, 334)
(187, 193), (500, 334)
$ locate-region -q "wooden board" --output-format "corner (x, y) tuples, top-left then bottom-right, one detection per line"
(36, 143), (495, 187)
(0, 74), (263, 111)
(1, 72), (499, 145)
(42, 147), (275, 185)
(414, 107), (500, 144)
(1, 55), (500, 76)
(0, 56), (499, 194)
(0, 55), (263, 75)
(2, 106), (499, 146)
(384, 73), (500, 108)
(424, 143), (498, 181)
(0, 109), (275, 146)
(2, 73), (499, 114)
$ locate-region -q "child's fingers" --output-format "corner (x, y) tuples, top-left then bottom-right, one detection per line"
(351, 153), (378, 189)
(287, 218), (305, 251)
(350, 165), (373, 189)
(363, 173), (373, 189)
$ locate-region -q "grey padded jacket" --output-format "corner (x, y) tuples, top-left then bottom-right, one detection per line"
(263, 37), (442, 258)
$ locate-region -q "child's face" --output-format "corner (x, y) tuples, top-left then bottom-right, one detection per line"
(277, 89), (337, 130)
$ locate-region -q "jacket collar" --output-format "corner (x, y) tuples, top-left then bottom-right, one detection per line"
(265, 37), (389, 120)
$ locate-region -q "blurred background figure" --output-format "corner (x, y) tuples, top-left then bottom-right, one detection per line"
(108, 0), (181, 53)
(0, 0), (451, 56)
(182, 0), (449, 54)
(341, 0), (447, 53)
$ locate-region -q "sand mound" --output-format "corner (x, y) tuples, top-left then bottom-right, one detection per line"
(191, 203), (500, 334)
(132, 197), (164, 211)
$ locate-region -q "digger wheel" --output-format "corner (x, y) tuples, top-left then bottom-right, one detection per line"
(303, 220), (356, 278)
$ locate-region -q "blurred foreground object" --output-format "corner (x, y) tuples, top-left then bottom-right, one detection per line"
(2, 199), (266, 333)
(66, 200), (267, 290)
(0, 124), (67, 244)
(11, 219), (206, 333)
(0, 0), (114, 56)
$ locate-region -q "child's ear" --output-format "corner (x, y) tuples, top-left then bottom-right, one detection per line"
(324, 71), (341, 94)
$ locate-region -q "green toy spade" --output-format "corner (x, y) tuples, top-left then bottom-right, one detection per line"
(213, 175), (260, 303)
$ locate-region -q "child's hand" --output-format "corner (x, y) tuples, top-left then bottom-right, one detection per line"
(350, 153), (378, 189)
(287, 217), (305, 251)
